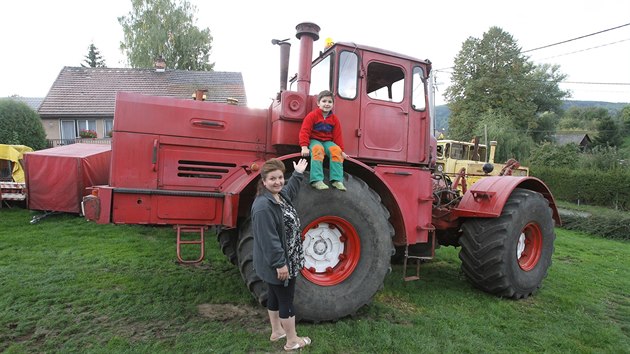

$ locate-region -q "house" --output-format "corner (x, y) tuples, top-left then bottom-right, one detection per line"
(37, 65), (247, 145)
(554, 133), (592, 150)
(4, 96), (44, 111)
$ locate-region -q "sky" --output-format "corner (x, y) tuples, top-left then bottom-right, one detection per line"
(1, 0), (629, 109)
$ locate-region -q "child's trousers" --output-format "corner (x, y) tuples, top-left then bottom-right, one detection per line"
(308, 139), (344, 183)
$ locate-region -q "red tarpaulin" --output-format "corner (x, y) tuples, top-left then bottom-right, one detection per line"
(24, 143), (111, 213)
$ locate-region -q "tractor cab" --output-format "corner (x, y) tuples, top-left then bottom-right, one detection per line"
(270, 24), (433, 167)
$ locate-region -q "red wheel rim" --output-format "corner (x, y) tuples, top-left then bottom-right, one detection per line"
(517, 222), (542, 271)
(300, 216), (360, 286)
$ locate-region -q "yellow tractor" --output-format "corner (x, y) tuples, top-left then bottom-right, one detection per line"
(0, 144), (32, 207)
(435, 138), (528, 192)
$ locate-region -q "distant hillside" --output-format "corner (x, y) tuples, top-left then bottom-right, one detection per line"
(561, 100), (628, 113)
(434, 100), (629, 133)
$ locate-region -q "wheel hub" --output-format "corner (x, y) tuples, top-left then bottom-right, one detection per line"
(516, 233), (526, 259)
(517, 222), (543, 271)
(303, 223), (344, 272)
(300, 216), (360, 286)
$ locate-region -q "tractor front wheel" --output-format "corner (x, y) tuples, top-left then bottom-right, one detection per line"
(293, 173), (394, 321)
(459, 188), (555, 298)
(236, 173), (394, 322)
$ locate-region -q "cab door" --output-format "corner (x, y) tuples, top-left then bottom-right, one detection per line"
(357, 53), (409, 162)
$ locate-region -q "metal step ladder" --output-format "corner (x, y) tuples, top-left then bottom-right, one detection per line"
(175, 225), (207, 264)
(402, 230), (436, 281)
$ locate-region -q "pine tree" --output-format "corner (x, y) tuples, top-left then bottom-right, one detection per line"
(82, 43), (106, 68)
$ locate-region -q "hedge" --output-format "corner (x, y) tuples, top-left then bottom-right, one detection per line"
(531, 166), (630, 211)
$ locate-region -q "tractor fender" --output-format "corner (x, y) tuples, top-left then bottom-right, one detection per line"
(219, 153), (420, 245)
(454, 176), (561, 225)
(218, 153), (314, 228)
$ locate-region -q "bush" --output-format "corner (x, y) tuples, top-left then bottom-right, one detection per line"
(0, 99), (47, 150)
(559, 209), (630, 240)
(526, 142), (579, 167)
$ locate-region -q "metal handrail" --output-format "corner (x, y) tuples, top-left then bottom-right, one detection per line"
(46, 138), (111, 148)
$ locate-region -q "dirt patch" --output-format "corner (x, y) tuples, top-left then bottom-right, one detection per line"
(197, 303), (268, 333)
(197, 303), (258, 320)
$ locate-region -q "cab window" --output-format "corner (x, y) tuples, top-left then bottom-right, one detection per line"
(310, 54), (332, 95)
(338, 51), (358, 99)
(412, 66), (426, 111)
(366, 62), (404, 102)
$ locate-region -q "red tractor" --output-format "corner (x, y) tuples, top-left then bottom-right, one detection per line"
(83, 22), (560, 322)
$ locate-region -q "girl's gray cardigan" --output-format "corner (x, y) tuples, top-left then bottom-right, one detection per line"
(251, 171), (303, 285)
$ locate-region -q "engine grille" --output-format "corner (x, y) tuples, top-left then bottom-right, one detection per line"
(177, 160), (237, 179)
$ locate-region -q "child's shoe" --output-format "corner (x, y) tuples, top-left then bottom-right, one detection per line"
(311, 181), (329, 190)
(331, 181), (346, 191)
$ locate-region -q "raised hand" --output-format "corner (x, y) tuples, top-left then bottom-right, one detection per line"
(293, 158), (308, 174)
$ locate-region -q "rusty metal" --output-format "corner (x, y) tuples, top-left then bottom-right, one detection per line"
(176, 225), (208, 264)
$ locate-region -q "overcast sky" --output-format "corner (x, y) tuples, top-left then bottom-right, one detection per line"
(1, 0), (629, 108)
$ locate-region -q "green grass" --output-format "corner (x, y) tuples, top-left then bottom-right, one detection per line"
(1, 208), (628, 353)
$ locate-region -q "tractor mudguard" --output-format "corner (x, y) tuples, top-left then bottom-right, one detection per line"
(454, 176), (561, 225)
(218, 153), (307, 228)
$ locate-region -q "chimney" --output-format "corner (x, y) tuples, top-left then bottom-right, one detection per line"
(154, 56), (166, 72)
(193, 89), (208, 101)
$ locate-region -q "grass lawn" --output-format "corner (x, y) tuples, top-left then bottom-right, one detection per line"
(1, 208), (628, 353)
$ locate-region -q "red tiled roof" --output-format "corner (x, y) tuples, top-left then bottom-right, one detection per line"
(38, 66), (247, 117)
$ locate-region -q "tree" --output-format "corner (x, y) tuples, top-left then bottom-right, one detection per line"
(118, 0), (214, 71)
(0, 99), (47, 150)
(618, 105), (630, 135)
(81, 42), (106, 68)
(558, 106), (609, 132)
(444, 27), (569, 142)
(593, 116), (622, 148)
(474, 110), (535, 162)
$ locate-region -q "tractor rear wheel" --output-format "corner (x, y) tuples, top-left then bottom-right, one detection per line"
(218, 229), (238, 265)
(459, 188), (555, 298)
(236, 172), (394, 322)
(236, 219), (267, 305)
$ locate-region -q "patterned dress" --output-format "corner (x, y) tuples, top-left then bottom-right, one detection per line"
(279, 194), (305, 278)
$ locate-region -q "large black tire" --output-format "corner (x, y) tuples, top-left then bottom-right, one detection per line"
(237, 219), (268, 305)
(293, 173), (393, 321)
(236, 172), (394, 322)
(217, 229), (238, 265)
(459, 188), (556, 299)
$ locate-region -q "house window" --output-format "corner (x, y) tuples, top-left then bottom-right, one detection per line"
(61, 119), (97, 139)
(366, 62), (404, 102)
(104, 119), (114, 137)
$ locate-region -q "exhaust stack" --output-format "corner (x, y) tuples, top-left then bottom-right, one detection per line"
(295, 22), (320, 95)
(489, 141), (497, 164)
(272, 38), (291, 92)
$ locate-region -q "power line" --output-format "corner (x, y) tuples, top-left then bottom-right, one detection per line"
(562, 81), (630, 86)
(522, 23), (630, 53)
(434, 80), (630, 86)
(434, 23), (630, 72)
(532, 38), (630, 61)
